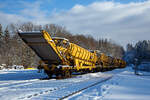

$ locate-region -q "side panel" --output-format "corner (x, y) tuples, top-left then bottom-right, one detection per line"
(18, 31), (62, 64)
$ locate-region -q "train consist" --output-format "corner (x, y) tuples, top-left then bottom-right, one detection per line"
(18, 30), (126, 78)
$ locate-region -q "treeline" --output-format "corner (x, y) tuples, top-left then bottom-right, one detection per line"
(0, 22), (124, 68)
(124, 40), (150, 65)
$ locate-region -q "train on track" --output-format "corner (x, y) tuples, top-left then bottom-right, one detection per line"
(18, 30), (126, 78)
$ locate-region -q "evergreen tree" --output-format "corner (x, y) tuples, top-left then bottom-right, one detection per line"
(0, 24), (3, 38)
(126, 43), (134, 52)
(4, 26), (10, 44)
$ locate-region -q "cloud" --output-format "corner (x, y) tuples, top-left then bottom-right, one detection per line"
(0, 0), (49, 26)
(49, 1), (150, 47)
(20, 1), (49, 24)
(0, 12), (26, 26)
(0, 0), (150, 48)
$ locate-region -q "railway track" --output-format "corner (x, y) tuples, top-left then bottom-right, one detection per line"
(0, 69), (113, 100)
(59, 76), (112, 100)
(27, 75), (112, 100)
(19, 80), (78, 100)
(0, 79), (50, 91)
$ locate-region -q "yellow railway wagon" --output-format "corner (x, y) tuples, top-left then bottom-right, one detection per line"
(66, 43), (98, 71)
(18, 30), (126, 78)
(99, 53), (114, 68)
(52, 36), (98, 71)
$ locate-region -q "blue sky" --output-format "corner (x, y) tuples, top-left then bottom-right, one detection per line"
(0, 0), (150, 47)
(0, 0), (147, 14)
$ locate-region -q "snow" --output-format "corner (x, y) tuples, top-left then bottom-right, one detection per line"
(69, 67), (150, 100)
(0, 69), (111, 100)
(0, 66), (150, 100)
(138, 62), (150, 71)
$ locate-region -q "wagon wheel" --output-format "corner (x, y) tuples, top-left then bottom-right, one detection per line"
(63, 70), (71, 78)
(56, 73), (62, 79)
(44, 70), (52, 79)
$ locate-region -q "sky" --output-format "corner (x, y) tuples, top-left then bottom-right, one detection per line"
(0, 0), (150, 48)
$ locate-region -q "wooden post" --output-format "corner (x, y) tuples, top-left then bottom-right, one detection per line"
(134, 58), (139, 75)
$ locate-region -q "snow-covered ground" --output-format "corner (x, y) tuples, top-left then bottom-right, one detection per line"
(69, 67), (150, 100)
(0, 69), (111, 100)
(0, 67), (150, 100)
